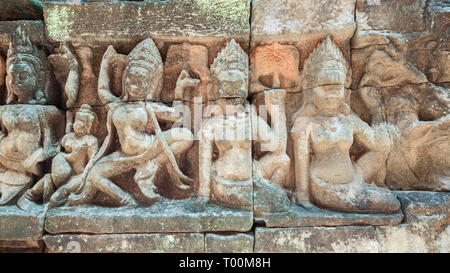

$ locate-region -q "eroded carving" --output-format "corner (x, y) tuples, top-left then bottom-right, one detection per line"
(63, 38), (194, 207)
(290, 37), (400, 214)
(0, 27), (64, 205)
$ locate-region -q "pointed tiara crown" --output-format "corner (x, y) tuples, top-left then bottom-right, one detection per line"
(126, 38), (163, 72)
(211, 39), (248, 77)
(302, 36), (349, 90)
(7, 26), (44, 68)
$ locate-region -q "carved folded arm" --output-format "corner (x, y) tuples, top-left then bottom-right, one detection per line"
(352, 114), (392, 152)
(146, 102), (181, 123)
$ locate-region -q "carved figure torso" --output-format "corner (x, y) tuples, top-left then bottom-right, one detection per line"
(209, 113), (252, 181)
(310, 115), (355, 184)
(0, 105), (41, 161)
(111, 103), (154, 156)
(62, 132), (97, 174)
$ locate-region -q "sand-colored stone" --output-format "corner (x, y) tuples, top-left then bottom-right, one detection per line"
(205, 233), (253, 253)
(45, 201), (253, 234)
(255, 226), (379, 253)
(44, 1), (250, 61)
(44, 233), (204, 253)
(0, 205), (46, 241)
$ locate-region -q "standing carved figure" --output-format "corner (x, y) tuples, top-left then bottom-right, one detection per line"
(197, 40), (289, 210)
(0, 27), (64, 205)
(290, 36), (400, 214)
(67, 38), (194, 207)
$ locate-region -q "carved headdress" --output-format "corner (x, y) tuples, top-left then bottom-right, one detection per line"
(122, 38), (163, 101)
(6, 27), (49, 104)
(302, 36), (349, 90)
(210, 39), (249, 100)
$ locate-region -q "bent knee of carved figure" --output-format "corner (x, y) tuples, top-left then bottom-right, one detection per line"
(51, 153), (73, 188)
(259, 153), (290, 187)
(164, 128), (193, 152)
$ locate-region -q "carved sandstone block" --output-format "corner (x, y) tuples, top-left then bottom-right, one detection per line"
(205, 233), (254, 253)
(0, 205), (46, 241)
(356, 0), (427, 33)
(44, 1), (250, 67)
(44, 233), (204, 253)
(251, 0), (356, 65)
(254, 226), (379, 253)
(45, 202), (253, 234)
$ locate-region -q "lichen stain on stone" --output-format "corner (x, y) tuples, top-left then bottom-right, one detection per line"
(45, 6), (74, 41)
(194, 0), (250, 27)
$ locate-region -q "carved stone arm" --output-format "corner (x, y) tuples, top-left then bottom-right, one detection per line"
(98, 46), (121, 104)
(290, 116), (313, 203)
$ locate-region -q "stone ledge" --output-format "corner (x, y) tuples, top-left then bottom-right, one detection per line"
(44, 1), (250, 49)
(45, 201), (253, 234)
(256, 203), (404, 228)
(254, 226), (379, 253)
(205, 233), (254, 253)
(0, 205), (46, 241)
(44, 233), (204, 253)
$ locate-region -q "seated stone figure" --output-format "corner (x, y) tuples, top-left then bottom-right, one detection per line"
(18, 105), (99, 210)
(0, 27), (64, 205)
(67, 38), (194, 207)
(290, 36), (400, 214)
(197, 40), (290, 210)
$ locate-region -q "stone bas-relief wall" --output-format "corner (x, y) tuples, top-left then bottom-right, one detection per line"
(0, 0), (448, 253)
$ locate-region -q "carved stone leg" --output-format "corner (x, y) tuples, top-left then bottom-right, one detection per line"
(17, 174), (52, 211)
(80, 153), (138, 207)
(0, 171), (33, 205)
(258, 153), (290, 188)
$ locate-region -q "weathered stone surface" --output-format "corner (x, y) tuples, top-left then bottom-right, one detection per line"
(255, 226), (379, 253)
(397, 191), (449, 224)
(0, 0), (44, 21)
(44, 1), (250, 59)
(375, 191), (449, 253)
(0, 240), (45, 253)
(376, 223), (449, 253)
(253, 178), (291, 216)
(205, 233), (253, 253)
(250, 43), (301, 93)
(45, 201), (253, 234)
(0, 205), (46, 241)
(356, 0), (427, 32)
(0, 21), (50, 56)
(256, 203), (403, 228)
(44, 233), (204, 253)
(251, 0), (356, 44)
(251, 0), (356, 68)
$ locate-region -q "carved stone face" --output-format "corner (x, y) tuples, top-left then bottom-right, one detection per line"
(123, 66), (153, 100)
(217, 70), (247, 99)
(313, 84), (345, 112)
(73, 111), (94, 137)
(8, 61), (37, 97)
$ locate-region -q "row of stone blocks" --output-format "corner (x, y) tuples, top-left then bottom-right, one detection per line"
(1, 191), (448, 253)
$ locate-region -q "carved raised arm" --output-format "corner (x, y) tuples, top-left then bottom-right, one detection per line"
(98, 46), (122, 104)
(351, 114), (393, 152)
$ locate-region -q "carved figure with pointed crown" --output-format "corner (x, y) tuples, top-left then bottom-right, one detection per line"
(197, 39), (289, 210)
(61, 38), (195, 207)
(0, 27), (64, 205)
(290, 36), (400, 214)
